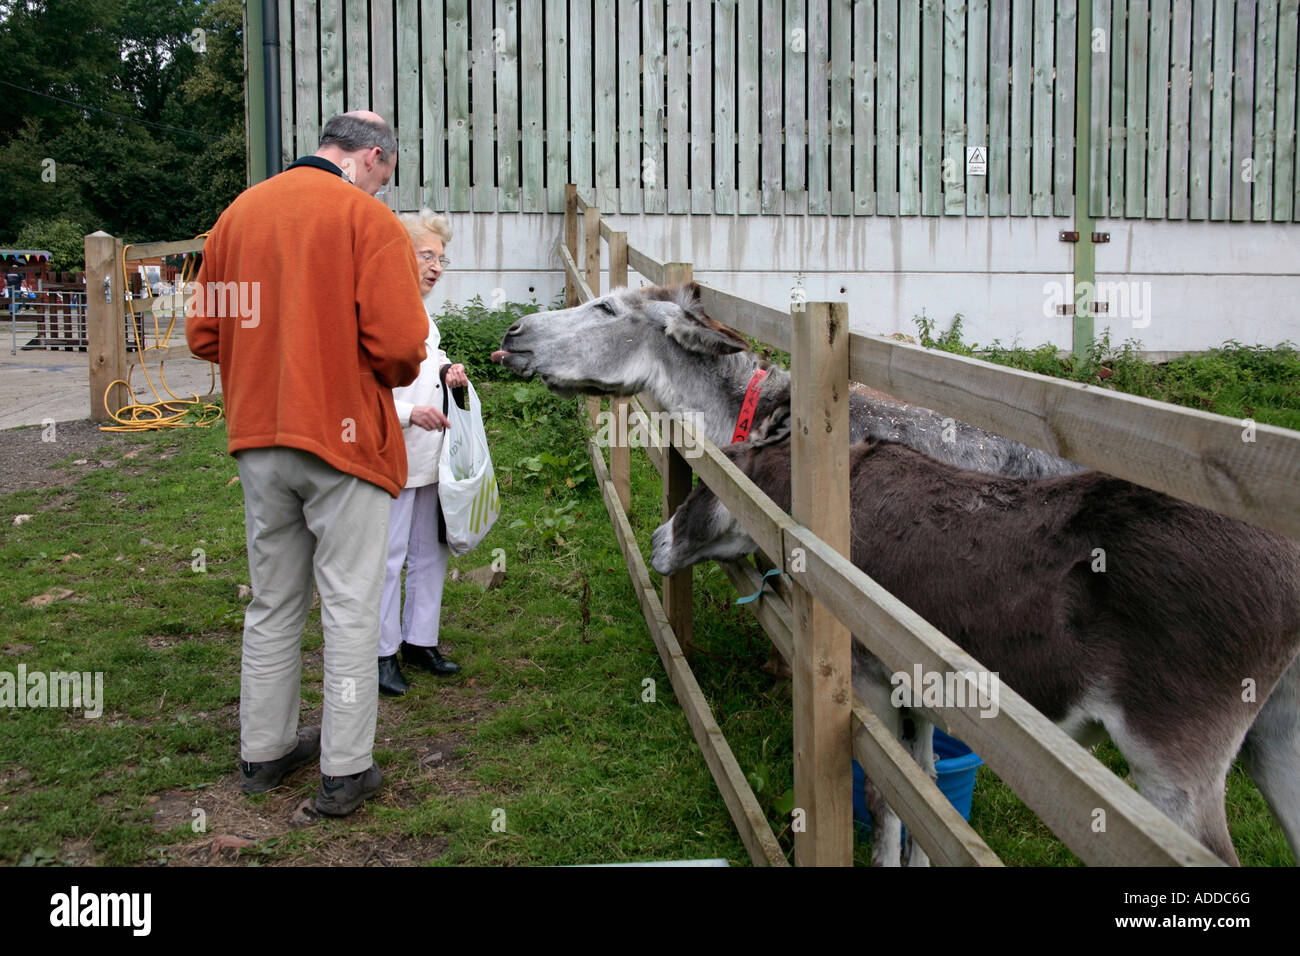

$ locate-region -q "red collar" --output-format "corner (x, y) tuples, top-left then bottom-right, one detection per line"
(730, 368), (768, 443)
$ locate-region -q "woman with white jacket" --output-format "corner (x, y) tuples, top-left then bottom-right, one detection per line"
(378, 210), (468, 696)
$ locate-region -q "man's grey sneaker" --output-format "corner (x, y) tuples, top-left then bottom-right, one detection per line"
(315, 763), (383, 816)
(240, 727), (321, 794)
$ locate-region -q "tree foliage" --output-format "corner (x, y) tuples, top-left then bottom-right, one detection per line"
(0, 0), (246, 257)
(14, 217), (86, 270)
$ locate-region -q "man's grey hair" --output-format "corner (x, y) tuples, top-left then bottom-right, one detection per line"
(319, 114), (398, 161)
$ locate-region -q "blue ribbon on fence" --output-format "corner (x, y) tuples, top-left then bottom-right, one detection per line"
(735, 567), (785, 606)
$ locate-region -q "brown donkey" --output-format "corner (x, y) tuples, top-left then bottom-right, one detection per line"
(651, 418), (1300, 866)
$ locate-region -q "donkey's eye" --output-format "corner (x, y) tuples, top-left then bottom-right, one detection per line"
(596, 300), (616, 315)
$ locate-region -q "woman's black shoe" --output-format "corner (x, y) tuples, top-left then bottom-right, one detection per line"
(400, 642), (460, 675)
(378, 655), (410, 696)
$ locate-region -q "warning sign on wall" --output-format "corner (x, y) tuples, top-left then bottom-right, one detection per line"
(966, 146), (987, 177)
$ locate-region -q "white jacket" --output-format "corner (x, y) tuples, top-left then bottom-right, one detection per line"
(391, 305), (451, 488)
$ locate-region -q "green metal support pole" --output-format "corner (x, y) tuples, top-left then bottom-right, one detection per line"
(1072, 1), (1095, 358)
(245, 0), (268, 186)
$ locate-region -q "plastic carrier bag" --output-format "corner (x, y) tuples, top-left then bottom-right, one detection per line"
(437, 375), (500, 556)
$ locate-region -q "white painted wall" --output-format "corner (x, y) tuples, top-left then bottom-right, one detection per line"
(425, 214), (1300, 354)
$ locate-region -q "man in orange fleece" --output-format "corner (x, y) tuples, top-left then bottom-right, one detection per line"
(187, 111), (429, 816)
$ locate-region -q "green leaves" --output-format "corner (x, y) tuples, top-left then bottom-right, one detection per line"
(18, 846), (60, 867)
(436, 298), (545, 382)
(512, 451), (591, 496)
(745, 737), (796, 827)
(508, 499), (579, 552)
(913, 311), (976, 356)
(506, 386), (554, 429)
(13, 218), (86, 272)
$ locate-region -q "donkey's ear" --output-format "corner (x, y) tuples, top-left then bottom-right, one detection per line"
(750, 406), (792, 448)
(664, 292), (749, 356)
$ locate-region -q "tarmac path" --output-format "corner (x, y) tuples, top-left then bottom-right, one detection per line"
(0, 348), (220, 431)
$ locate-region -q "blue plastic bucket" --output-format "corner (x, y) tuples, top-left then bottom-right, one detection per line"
(851, 729), (982, 835)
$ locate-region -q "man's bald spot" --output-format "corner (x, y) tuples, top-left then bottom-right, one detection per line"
(345, 110), (392, 134)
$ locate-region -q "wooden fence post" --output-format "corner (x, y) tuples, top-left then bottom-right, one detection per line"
(584, 201), (602, 426)
(583, 204), (601, 290)
(609, 230), (631, 513)
(660, 261), (694, 652)
(86, 231), (128, 422)
(608, 231), (628, 289)
(564, 184), (579, 309)
(790, 300), (853, 866)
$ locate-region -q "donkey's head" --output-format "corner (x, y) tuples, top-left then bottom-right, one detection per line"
(493, 284), (749, 398)
(650, 410), (793, 576)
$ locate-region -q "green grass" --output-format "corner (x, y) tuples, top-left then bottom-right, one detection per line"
(1, 307), (1295, 867)
(0, 367), (779, 866)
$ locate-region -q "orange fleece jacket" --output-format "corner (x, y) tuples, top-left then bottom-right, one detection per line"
(187, 164), (429, 497)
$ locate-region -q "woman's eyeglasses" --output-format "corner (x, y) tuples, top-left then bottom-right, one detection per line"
(416, 251), (451, 267)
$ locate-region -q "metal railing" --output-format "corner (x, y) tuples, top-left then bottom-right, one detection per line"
(3, 290), (90, 354)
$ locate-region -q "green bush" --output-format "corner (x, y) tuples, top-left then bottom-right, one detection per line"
(1156, 341), (1300, 429)
(912, 313), (1300, 429)
(914, 311), (976, 356)
(14, 217), (86, 272)
(435, 295), (546, 382)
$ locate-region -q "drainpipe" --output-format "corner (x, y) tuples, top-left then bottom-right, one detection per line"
(262, 0), (282, 178)
(244, 0), (281, 184)
(245, 0), (265, 185)
(1072, 1), (1095, 359)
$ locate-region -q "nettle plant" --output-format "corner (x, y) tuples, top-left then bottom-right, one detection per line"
(509, 499), (579, 552)
(512, 450), (591, 496)
(746, 737), (796, 836)
(503, 384), (557, 430)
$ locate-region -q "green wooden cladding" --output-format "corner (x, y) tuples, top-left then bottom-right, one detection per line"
(274, 0), (1300, 221)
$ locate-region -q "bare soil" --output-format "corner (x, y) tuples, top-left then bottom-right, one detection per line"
(142, 687), (492, 867)
(0, 419), (140, 495)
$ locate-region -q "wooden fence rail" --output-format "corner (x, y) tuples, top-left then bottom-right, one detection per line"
(845, 337), (1300, 541)
(556, 184), (1291, 865)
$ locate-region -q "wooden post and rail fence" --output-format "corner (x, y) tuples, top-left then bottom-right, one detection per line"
(560, 184), (1300, 867)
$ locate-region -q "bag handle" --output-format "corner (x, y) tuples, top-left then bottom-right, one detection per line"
(439, 363), (468, 415)
(435, 362), (466, 548)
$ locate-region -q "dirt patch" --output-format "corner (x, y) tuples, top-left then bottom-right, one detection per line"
(148, 774), (323, 865)
(0, 767), (33, 794)
(140, 681), (493, 867)
(60, 838), (99, 866)
(148, 767), (451, 867)
(144, 630), (231, 651)
(0, 419), (145, 495)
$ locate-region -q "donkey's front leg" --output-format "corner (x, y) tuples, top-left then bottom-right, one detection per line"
(901, 714), (935, 867)
(851, 644), (907, 866)
(865, 777), (905, 867)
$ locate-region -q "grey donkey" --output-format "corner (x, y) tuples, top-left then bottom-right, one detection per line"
(494, 283), (1083, 477)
